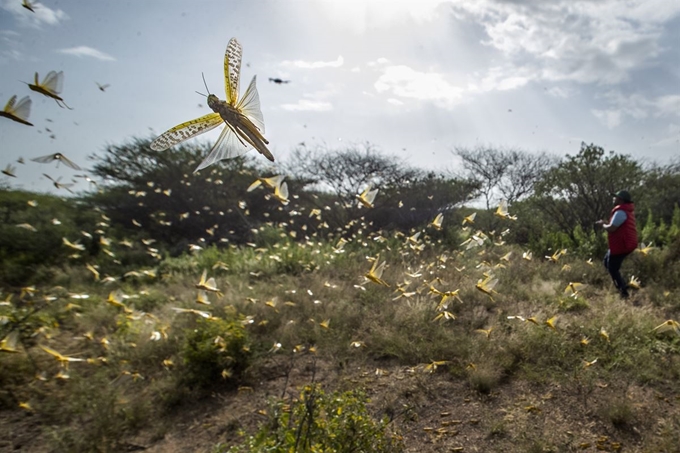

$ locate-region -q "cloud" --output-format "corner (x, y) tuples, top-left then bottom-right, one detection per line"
(592, 91), (680, 128)
(653, 95), (680, 117)
(591, 109), (622, 129)
(281, 56), (343, 69)
(1, 0), (68, 27)
(545, 86), (572, 99)
(57, 46), (116, 61)
(374, 65), (464, 109)
(280, 99), (333, 112)
(450, 0), (680, 86)
(468, 65), (534, 93)
(367, 57), (390, 68)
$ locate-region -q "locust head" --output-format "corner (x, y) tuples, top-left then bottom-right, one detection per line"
(207, 94), (220, 110)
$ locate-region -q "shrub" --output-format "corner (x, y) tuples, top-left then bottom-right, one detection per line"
(221, 385), (404, 453)
(599, 397), (636, 431)
(181, 313), (251, 389)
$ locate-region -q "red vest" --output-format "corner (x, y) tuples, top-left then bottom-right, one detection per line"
(608, 203), (637, 255)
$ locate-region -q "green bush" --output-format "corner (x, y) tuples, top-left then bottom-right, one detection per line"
(221, 385), (403, 453)
(181, 314), (251, 389)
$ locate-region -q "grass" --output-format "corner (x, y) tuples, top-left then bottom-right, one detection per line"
(1, 229), (679, 451)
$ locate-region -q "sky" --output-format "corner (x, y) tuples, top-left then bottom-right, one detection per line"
(1, 0), (679, 194)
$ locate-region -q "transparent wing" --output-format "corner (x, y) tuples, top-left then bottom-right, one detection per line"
(496, 200), (508, 215)
(373, 260), (386, 279)
(236, 75), (265, 133)
(276, 181), (289, 200)
(32, 153), (58, 164)
(433, 213), (443, 227)
(3, 95), (17, 112)
(42, 71), (63, 95)
(58, 154), (82, 171)
(150, 113), (223, 151)
(366, 188), (378, 205)
(194, 123), (251, 172)
(12, 96), (31, 121)
(224, 38), (242, 105)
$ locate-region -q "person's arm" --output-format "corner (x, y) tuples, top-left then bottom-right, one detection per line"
(597, 211), (627, 232)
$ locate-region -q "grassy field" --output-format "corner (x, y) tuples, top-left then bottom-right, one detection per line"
(1, 225), (679, 452)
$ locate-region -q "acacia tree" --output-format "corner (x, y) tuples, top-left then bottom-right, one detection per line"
(288, 143), (419, 200)
(287, 143), (420, 227)
(453, 145), (556, 208)
(529, 143), (644, 242)
(287, 143), (479, 232)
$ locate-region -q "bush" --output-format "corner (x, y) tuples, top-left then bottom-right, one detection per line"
(221, 385), (404, 453)
(181, 313), (251, 389)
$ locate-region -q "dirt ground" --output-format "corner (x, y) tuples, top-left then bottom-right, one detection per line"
(1, 356), (678, 452)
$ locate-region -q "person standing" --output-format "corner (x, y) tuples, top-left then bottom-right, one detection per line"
(595, 190), (638, 299)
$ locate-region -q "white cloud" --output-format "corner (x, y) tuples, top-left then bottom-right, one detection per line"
(1, 0), (68, 27)
(57, 46), (116, 61)
(367, 57), (390, 68)
(596, 91), (680, 125)
(653, 95), (680, 117)
(387, 98), (404, 106)
(450, 0), (680, 86)
(471, 65), (534, 92)
(281, 56), (343, 69)
(592, 109), (622, 129)
(592, 92), (680, 129)
(374, 65), (464, 109)
(281, 99), (333, 112)
(33, 2), (68, 25)
(545, 86), (572, 99)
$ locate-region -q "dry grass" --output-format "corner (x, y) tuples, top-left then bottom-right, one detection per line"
(1, 235), (679, 452)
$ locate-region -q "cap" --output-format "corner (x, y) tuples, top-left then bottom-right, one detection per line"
(611, 190), (633, 203)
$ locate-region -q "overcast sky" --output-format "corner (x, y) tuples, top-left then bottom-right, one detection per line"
(1, 0), (679, 194)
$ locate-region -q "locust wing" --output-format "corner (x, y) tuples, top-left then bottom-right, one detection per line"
(150, 113), (223, 151)
(193, 122), (251, 172)
(224, 38), (242, 105)
(0, 95), (33, 126)
(237, 75), (265, 134)
(42, 71), (64, 95)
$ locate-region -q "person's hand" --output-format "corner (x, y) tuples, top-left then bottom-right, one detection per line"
(594, 220), (604, 226)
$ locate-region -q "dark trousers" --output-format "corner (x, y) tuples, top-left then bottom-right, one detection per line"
(603, 250), (630, 298)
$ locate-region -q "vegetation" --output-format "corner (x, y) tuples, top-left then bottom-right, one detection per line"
(0, 139), (679, 452)
(220, 386), (403, 453)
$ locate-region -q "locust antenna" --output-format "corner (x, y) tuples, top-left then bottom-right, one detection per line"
(195, 73), (211, 97)
(202, 72), (210, 95)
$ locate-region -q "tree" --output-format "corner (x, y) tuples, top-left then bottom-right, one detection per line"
(87, 138), (288, 251)
(529, 143), (644, 242)
(287, 143), (420, 228)
(0, 190), (98, 285)
(287, 143), (479, 233)
(453, 145), (556, 208)
(636, 158), (680, 227)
